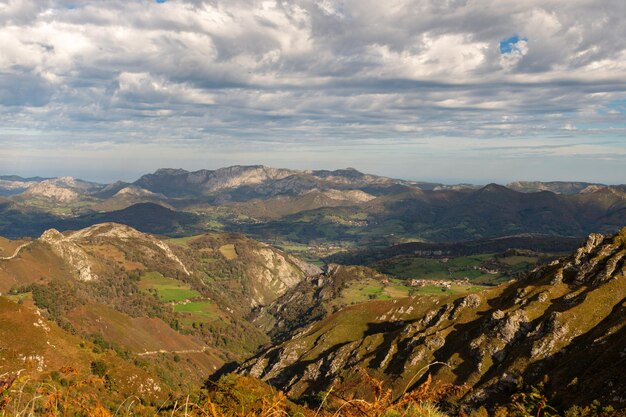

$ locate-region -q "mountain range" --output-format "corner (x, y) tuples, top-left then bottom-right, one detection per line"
(1, 166), (625, 249)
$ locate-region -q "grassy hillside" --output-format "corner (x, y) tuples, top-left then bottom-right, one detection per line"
(240, 228), (626, 409)
(0, 223), (324, 403)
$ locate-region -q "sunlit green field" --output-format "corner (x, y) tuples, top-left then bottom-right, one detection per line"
(341, 279), (487, 304)
(138, 271), (201, 302)
(173, 301), (220, 325)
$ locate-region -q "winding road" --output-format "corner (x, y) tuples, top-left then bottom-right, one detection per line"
(0, 242), (32, 260)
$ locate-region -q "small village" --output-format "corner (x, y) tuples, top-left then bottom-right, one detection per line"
(407, 277), (472, 288)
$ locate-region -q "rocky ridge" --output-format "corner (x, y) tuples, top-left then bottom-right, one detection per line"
(239, 228), (626, 408)
(18, 176), (106, 202)
(37, 223), (192, 281)
(23, 183), (80, 202)
(39, 228), (98, 281)
(507, 181), (603, 195)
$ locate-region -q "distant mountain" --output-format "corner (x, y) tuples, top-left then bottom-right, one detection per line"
(134, 166), (297, 198)
(59, 202), (199, 235)
(507, 181), (604, 194)
(133, 165), (404, 199)
(15, 176), (104, 203)
(91, 180), (133, 199)
(0, 175), (48, 196)
(0, 166), (624, 247)
(0, 175), (49, 182)
(239, 182), (626, 244)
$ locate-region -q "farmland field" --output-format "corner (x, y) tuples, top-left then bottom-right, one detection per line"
(173, 301), (219, 324)
(138, 271), (200, 302)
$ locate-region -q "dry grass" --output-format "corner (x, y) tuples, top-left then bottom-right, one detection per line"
(1, 367), (111, 417)
(1, 369), (619, 417)
(0, 368), (459, 417)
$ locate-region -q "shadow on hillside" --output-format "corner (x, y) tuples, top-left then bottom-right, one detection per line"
(521, 295), (626, 408)
(266, 342), (351, 394)
(206, 361), (240, 385)
(364, 319), (417, 336)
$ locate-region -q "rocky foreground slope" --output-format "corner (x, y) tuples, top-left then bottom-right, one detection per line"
(239, 228), (626, 408)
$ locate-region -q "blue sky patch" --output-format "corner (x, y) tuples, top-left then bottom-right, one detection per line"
(156, 0), (167, 3)
(606, 98), (626, 113)
(500, 35), (527, 54)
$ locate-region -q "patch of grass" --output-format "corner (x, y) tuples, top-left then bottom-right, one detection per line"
(383, 284), (411, 298)
(341, 281), (384, 303)
(361, 286), (383, 295)
(276, 243), (309, 252)
(340, 277), (486, 305)
(218, 244), (238, 260)
(139, 272), (200, 302)
(173, 301), (218, 322)
(5, 292), (32, 303)
(166, 235), (202, 247)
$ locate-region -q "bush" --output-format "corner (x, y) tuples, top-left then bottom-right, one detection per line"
(90, 360), (108, 377)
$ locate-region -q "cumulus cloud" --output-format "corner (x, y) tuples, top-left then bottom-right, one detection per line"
(0, 0), (624, 181)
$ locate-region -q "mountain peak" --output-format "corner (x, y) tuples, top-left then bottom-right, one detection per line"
(478, 183), (513, 193)
(153, 168), (189, 176)
(22, 182), (80, 202)
(508, 181), (603, 195)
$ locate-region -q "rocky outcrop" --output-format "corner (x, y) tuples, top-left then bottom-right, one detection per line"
(239, 228), (626, 407)
(0, 179), (36, 194)
(20, 177), (104, 202)
(113, 186), (164, 198)
(319, 189), (375, 203)
(68, 223), (190, 275)
(23, 183), (79, 202)
(37, 223), (193, 281)
(551, 231), (626, 286)
(286, 255), (323, 277)
(39, 229), (98, 281)
(247, 246), (307, 307)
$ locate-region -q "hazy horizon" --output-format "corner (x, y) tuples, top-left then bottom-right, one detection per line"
(2, 162), (625, 187)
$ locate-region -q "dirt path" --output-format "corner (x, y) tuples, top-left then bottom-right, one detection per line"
(0, 242), (31, 260)
(136, 347), (210, 356)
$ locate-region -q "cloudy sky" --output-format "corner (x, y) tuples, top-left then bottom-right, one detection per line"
(1, 0), (625, 183)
